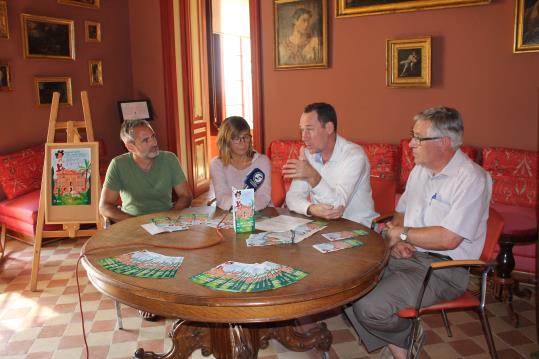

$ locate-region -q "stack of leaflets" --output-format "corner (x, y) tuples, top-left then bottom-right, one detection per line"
(313, 239), (365, 253)
(321, 229), (368, 241)
(207, 212), (270, 230)
(190, 261), (308, 292)
(207, 213), (234, 229)
(246, 221), (327, 246)
(176, 213), (209, 226)
(142, 214), (209, 235)
(98, 250), (184, 278)
(312, 230), (368, 253)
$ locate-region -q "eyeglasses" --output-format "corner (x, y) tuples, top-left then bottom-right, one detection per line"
(409, 131), (442, 145)
(231, 135), (252, 144)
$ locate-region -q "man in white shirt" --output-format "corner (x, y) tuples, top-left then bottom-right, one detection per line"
(345, 107), (492, 359)
(283, 102), (377, 227)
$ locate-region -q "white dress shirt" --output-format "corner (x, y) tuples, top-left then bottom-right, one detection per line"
(285, 135), (378, 227)
(396, 149), (492, 260)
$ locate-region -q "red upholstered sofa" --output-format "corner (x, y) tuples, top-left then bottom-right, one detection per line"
(0, 141), (108, 244)
(267, 139), (538, 277)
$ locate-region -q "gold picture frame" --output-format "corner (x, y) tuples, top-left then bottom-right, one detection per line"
(88, 60), (103, 86)
(57, 0), (100, 9)
(0, 63), (11, 90)
(514, 0), (539, 53)
(386, 37), (431, 88)
(34, 77), (73, 106)
(45, 142), (100, 224)
(21, 14), (75, 60)
(0, 0), (9, 39)
(336, 0), (491, 17)
(85, 20), (101, 42)
(274, 0), (328, 70)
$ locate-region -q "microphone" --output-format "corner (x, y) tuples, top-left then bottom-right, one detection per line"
(243, 168), (265, 192)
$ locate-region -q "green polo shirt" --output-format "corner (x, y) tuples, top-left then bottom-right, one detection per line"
(104, 151), (186, 216)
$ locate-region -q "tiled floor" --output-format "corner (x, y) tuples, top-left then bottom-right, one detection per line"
(0, 200), (538, 358)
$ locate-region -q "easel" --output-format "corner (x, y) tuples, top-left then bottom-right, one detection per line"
(30, 91), (102, 291)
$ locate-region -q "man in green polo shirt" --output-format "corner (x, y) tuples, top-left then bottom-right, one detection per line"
(99, 119), (192, 222)
(99, 119), (192, 321)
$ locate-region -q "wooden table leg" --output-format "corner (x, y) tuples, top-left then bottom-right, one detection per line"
(0, 223), (5, 261)
(133, 320), (332, 359)
(494, 239), (519, 327)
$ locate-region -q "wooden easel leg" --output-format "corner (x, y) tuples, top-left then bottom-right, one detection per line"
(30, 230), (44, 291)
(31, 146), (49, 292)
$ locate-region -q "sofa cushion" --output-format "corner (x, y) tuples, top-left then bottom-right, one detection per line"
(0, 144), (44, 200)
(361, 143), (398, 179)
(490, 175), (537, 208)
(267, 140), (303, 207)
(0, 190), (62, 236)
(399, 139), (478, 192)
(482, 147), (538, 208)
(0, 190), (42, 225)
(491, 202), (537, 235)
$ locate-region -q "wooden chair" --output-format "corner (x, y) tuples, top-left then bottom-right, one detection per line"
(396, 207), (504, 359)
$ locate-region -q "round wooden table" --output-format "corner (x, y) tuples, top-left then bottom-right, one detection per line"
(81, 207), (389, 359)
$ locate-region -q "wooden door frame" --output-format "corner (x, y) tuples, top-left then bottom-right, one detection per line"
(160, 0), (181, 156)
(249, 0), (264, 153)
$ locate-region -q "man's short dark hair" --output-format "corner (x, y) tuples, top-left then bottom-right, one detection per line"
(303, 102), (337, 132)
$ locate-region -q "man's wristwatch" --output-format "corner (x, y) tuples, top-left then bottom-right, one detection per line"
(400, 227), (409, 241)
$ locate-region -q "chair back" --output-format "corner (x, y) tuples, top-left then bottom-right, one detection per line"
(480, 207), (505, 263)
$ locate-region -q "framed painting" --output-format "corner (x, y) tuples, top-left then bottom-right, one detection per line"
(45, 142), (99, 224)
(336, 0), (491, 17)
(0, 0), (9, 39)
(88, 60), (103, 86)
(34, 77), (73, 106)
(57, 0), (100, 9)
(274, 0), (328, 70)
(514, 0), (539, 53)
(117, 99), (154, 121)
(21, 14), (75, 60)
(85, 20), (101, 42)
(0, 63), (11, 91)
(386, 37), (431, 88)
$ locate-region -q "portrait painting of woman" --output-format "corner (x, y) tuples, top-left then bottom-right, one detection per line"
(274, 0), (327, 69)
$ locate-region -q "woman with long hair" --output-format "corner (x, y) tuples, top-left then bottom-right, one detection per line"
(210, 116), (272, 210)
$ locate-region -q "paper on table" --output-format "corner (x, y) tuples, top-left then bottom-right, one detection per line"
(141, 222), (188, 235)
(255, 215), (312, 232)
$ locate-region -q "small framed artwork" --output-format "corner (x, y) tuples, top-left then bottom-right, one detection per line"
(35, 77), (73, 106)
(0, 0), (9, 39)
(386, 37), (431, 88)
(514, 0), (539, 53)
(88, 60), (103, 86)
(85, 20), (101, 42)
(336, 0), (491, 17)
(21, 14), (75, 60)
(0, 63), (11, 90)
(57, 0), (100, 9)
(274, 0), (328, 70)
(45, 142), (100, 224)
(117, 99), (154, 122)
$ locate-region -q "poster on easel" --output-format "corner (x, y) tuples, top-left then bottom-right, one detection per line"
(45, 142), (99, 224)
